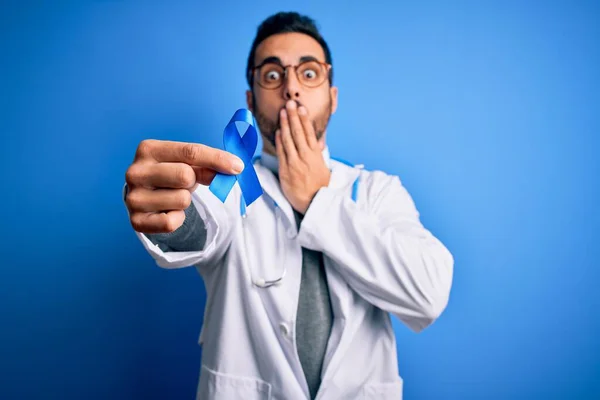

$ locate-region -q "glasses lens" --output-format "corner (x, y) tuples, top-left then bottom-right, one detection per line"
(297, 61), (327, 87)
(257, 63), (284, 89)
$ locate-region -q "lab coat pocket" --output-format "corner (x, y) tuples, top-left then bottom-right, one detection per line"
(197, 365), (272, 400)
(362, 377), (403, 400)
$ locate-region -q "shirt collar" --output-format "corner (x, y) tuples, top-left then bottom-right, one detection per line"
(258, 146), (331, 174)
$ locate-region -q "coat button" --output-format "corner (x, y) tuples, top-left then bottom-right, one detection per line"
(279, 323), (290, 337)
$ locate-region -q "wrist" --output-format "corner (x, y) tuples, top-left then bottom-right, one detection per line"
(301, 184), (326, 214)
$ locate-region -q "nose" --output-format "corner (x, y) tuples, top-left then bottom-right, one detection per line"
(282, 67), (301, 100)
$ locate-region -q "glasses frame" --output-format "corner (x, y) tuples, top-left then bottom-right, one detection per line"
(248, 59), (332, 90)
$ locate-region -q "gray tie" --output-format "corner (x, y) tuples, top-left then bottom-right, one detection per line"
(294, 210), (334, 399)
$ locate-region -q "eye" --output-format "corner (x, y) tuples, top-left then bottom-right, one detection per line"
(264, 69), (281, 82)
(303, 69), (317, 80)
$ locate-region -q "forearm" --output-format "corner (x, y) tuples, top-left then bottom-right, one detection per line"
(298, 183), (454, 332)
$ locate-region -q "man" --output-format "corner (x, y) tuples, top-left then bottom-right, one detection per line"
(124, 11), (453, 400)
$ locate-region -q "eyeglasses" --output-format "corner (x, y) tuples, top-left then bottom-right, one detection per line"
(250, 60), (331, 90)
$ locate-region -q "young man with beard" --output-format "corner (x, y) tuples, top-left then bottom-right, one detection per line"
(124, 11), (453, 400)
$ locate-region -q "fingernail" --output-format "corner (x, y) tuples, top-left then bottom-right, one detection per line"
(287, 100), (296, 109)
(280, 108), (287, 118)
(298, 106), (307, 115)
(232, 157), (244, 173)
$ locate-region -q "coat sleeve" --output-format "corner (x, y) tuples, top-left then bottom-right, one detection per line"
(296, 170), (454, 333)
(123, 183), (239, 270)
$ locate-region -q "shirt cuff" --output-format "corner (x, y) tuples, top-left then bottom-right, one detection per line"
(145, 202), (207, 252)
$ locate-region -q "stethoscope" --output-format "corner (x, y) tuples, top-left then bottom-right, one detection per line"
(241, 155), (362, 288)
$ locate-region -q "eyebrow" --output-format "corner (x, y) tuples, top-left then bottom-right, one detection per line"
(256, 55), (322, 67)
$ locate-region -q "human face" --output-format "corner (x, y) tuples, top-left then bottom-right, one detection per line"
(246, 32), (338, 155)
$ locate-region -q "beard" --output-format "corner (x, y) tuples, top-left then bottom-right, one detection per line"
(252, 93), (332, 148)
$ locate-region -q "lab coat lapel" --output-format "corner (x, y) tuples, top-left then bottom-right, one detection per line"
(246, 164), (309, 395)
(252, 164), (297, 233)
(317, 161), (363, 387)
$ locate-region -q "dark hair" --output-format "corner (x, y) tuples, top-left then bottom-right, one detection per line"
(246, 11), (333, 88)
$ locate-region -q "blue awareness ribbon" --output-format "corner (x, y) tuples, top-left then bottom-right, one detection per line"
(209, 109), (263, 206)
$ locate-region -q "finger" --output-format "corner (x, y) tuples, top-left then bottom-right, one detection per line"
(130, 210), (186, 234)
(126, 187), (192, 213)
(286, 101), (309, 155)
(191, 166), (218, 186)
(136, 139), (244, 174)
(126, 162), (196, 189)
(317, 138), (326, 151)
(298, 106), (318, 150)
(279, 108), (298, 161)
(275, 129), (287, 170)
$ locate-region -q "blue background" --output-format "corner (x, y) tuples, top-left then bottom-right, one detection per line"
(1, 1), (598, 399)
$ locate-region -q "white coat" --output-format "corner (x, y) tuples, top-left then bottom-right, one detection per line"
(129, 148), (454, 400)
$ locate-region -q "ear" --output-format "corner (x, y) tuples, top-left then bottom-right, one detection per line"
(246, 90), (254, 112)
(330, 86), (338, 115)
